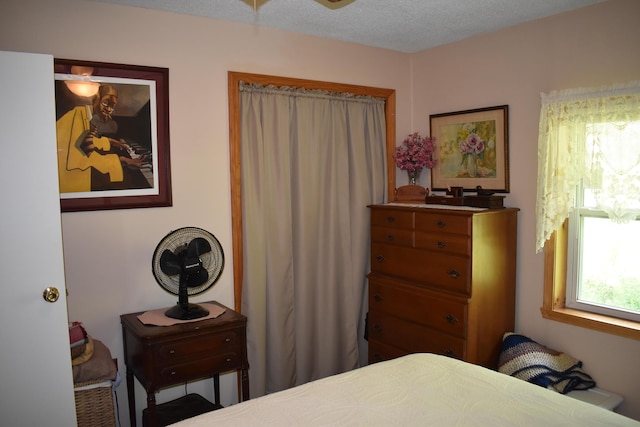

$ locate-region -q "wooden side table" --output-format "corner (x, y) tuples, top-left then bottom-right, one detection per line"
(121, 301), (249, 427)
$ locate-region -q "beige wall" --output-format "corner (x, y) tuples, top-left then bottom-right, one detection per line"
(0, 0), (410, 424)
(1, 0), (639, 423)
(411, 0), (640, 419)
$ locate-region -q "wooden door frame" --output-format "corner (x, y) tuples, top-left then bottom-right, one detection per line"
(227, 71), (396, 311)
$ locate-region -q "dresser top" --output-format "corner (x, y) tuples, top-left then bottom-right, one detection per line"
(370, 203), (519, 214)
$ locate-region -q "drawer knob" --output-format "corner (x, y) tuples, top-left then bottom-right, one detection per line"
(373, 294), (383, 302)
(444, 348), (456, 357)
(447, 269), (461, 278)
(169, 350), (176, 354)
(375, 255), (385, 263)
(372, 324), (382, 333)
(436, 220), (446, 228)
(444, 314), (458, 324)
(436, 241), (447, 249)
(225, 338), (231, 343)
(373, 353), (383, 361)
(226, 358), (232, 362)
(386, 216), (396, 223)
(386, 234), (395, 242)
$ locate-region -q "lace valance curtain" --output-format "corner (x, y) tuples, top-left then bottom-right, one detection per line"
(535, 81), (640, 253)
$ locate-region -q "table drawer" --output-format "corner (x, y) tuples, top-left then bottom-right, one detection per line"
(371, 209), (413, 230)
(371, 226), (413, 247)
(368, 310), (464, 359)
(371, 243), (471, 295)
(157, 330), (242, 361)
(415, 211), (471, 236)
(369, 279), (467, 338)
(157, 352), (242, 386)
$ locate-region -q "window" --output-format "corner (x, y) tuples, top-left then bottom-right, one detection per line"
(537, 81), (640, 340)
(566, 183), (640, 323)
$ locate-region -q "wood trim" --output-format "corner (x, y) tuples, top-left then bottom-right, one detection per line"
(541, 220), (640, 340)
(227, 71), (396, 313)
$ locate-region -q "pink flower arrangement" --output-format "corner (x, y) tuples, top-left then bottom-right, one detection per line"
(459, 132), (485, 157)
(393, 132), (437, 173)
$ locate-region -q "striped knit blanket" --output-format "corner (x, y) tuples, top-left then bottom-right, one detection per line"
(498, 333), (596, 394)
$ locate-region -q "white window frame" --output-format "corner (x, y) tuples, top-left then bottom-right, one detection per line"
(566, 183), (640, 323)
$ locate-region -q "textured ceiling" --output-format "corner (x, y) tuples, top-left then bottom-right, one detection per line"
(92, 0), (605, 53)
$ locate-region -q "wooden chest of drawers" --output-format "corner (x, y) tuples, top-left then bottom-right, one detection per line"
(367, 204), (518, 369)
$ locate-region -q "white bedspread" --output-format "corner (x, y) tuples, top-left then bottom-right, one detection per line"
(170, 353), (639, 426)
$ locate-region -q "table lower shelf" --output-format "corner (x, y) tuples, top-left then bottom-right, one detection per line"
(142, 393), (222, 427)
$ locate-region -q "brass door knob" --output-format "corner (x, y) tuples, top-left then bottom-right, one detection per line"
(43, 287), (60, 303)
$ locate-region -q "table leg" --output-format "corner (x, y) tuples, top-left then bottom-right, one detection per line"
(126, 369), (136, 427)
(145, 392), (157, 427)
(241, 368), (250, 401)
(213, 374), (221, 407)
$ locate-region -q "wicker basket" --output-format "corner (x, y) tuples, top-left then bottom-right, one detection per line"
(74, 379), (116, 427)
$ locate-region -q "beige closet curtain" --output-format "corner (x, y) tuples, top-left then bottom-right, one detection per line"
(240, 82), (386, 397)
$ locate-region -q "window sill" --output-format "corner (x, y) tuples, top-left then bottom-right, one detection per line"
(541, 306), (640, 341)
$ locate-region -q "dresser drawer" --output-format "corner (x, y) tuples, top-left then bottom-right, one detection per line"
(369, 279), (467, 338)
(368, 339), (408, 363)
(371, 209), (413, 230)
(157, 352), (242, 387)
(371, 226), (413, 246)
(156, 330), (242, 361)
(371, 243), (471, 294)
(414, 231), (470, 256)
(368, 311), (464, 359)
(415, 211), (471, 236)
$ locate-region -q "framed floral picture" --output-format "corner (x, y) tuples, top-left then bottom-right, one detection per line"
(429, 105), (509, 192)
(54, 58), (172, 212)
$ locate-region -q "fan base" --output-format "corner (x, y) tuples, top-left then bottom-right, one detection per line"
(165, 303), (210, 320)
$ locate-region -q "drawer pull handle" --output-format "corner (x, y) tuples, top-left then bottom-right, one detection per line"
(225, 338), (231, 343)
(444, 314), (458, 324)
(169, 350), (175, 354)
(386, 216), (396, 223)
(436, 241), (447, 249)
(373, 294), (383, 302)
(171, 371), (176, 376)
(376, 255), (385, 263)
(436, 220), (446, 228)
(226, 358), (232, 362)
(386, 234), (395, 242)
(447, 269), (461, 278)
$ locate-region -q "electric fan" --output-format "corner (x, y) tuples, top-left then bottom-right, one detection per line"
(152, 227), (224, 320)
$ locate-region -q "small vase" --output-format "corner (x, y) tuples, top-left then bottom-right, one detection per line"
(407, 168), (422, 185)
(466, 154), (478, 178)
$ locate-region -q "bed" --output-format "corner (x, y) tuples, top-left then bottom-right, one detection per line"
(170, 353), (638, 426)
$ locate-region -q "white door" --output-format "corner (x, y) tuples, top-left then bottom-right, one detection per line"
(0, 51), (77, 426)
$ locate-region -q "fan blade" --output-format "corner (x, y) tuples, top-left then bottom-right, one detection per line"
(159, 249), (182, 275)
(187, 237), (212, 257)
(186, 268), (209, 287)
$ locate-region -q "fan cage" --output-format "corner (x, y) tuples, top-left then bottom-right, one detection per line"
(152, 227), (224, 296)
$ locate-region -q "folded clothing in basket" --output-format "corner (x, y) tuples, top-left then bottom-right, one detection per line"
(69, 321), (89, 359)
(72, 337), (117, 384)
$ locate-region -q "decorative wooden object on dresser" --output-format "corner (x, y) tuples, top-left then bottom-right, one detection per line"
(367, 204), (519, 369)
(121, 301), (249, 427)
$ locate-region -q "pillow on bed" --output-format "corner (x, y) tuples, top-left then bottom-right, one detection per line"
(498, 332), (596, 394)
